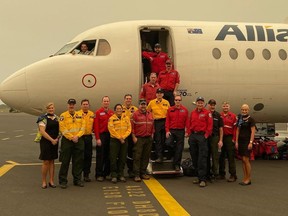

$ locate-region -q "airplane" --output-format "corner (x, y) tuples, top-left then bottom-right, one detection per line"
(0, 20), (288, 123)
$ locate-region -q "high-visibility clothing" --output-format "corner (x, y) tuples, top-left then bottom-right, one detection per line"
(78, 109), (94, 135)
(59, 111), (86, 140)
(122, 105), (138, 120)
(147, 98), (170, 119)
(132, 110), (154, 137)
(108, 114), (131, 140)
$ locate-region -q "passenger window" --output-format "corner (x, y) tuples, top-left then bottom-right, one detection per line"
(279, 49), (287, 60)
(246, 48), (255, 60)
(229, 48), (238, 60)
(212, 48), (221, 59)
(96, 39), (111, 56)
(262, 49), (271, 60)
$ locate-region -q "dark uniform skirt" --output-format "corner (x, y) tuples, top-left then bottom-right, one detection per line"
(238, 138), (251, 157)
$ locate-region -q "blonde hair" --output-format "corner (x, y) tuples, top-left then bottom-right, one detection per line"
(241, 104), (250, 110)
(46, 102), (54, 109)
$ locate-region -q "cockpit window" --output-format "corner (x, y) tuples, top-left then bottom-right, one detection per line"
(72, 40), (97, 55)
(96, 39), (111, 56)
(54, 42), (78, 56)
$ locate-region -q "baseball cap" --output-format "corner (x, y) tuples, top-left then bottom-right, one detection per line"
(208, 99), (216, 105)
(154, 43), (161, 48)
(67, 98), (76, 104)
(196, 96), (205, 102)
(139, 99), (147, 105)
(156, 88), (164, 93)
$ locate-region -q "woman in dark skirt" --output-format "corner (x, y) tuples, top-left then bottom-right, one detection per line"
(235, 104), (255, 186)
(38, 103), (60, 189)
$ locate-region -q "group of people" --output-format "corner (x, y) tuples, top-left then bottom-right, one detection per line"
(37, 42), (256, 189)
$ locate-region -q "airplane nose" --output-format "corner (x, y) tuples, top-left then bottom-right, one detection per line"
(0, 70), (29, 110)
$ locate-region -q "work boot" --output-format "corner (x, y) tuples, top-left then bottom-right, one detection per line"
(227, 175), (237, 182)
(216, 175), (226, 180)
(74, 181), (84, 187)
(111, 177), (117, 184)
(155, 156), (163, 163)
(193, 179), (200, 184)
(119, 176), (126, 182)
(96, 176), (104, 182)
(199, 181), (207, 187)
(134, 176), (141, 182)
(141, 174), (150, 180)
(84, 176), (91, 182)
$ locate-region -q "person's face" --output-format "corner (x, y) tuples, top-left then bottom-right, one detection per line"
(156, 92), (163, 100)
(241, 106), (249, 115)
(196, 100), (204, 110)
(208, 104), (216, 112)
(68, 103), (75, 112)
(154, 47), (161, 53)
(115, 105), (123, 116)
(174, 96), (182, 106)
(165, 62), (172, 70)
(150, 74), (157, 83)
(124, 96), (132, 106)
(139, 103), (147, 112)
(222, 104), (230, 113)
(81, 101), (89, 111)
(102, 97), (110, 108)
(47, 105), (55, 114)
(81, 44), (88, 52)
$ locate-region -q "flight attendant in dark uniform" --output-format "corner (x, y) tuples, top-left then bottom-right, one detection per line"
(38, 102), (60, 189)
(235, 104), (256, 186)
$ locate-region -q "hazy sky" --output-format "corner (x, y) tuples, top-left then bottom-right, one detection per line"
(0, 0), (287, 85)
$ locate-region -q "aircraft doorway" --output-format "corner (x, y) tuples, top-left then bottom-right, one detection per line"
(140, 27), (173, 83)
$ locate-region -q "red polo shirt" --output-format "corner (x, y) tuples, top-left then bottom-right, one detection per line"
(93, 107), (114, 139)
(188, 108), (213, 138)
(165, 105), (189, 132)
(158, 69), (180, 91)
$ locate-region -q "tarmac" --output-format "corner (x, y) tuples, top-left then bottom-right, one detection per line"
(0, 112), (288, 216)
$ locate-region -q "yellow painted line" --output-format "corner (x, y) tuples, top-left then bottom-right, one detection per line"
(143, 177), (190, 216)
(0, 164), (16, 177)
(1, 138), (10, 140)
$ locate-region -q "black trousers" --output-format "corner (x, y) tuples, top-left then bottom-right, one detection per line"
(188, 133), (208, 181)
(163, 90), (175, 106)
(83, 135), (93, 177)
(167, 129), (185, 166)
(95, 132), (110, 177)
(126, 134), (134, 175)
(154, 119), (166, 158)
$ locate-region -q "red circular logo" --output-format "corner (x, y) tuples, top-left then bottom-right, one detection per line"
(82, 74), (97, 88)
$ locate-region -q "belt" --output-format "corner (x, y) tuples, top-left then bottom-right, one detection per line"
(154, 118), (166, 121)
(191, 131), (205, 135)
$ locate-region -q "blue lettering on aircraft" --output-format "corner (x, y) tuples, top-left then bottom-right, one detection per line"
(215, 25), (288, 42)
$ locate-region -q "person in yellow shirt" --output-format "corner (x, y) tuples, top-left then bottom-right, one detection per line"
(147, 88), (170, 163)
(122, 94), (138, 178)
(58, 99), (86, 189)
(78, 99), (94, 182)
(108, 104), (131, 183)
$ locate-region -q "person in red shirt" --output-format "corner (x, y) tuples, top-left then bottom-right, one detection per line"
(139, 72), (160, 104)
(219, 101), (237, 182)
(158, 59), (180, 106)
(131, 99), (154, 182)
(188, 96), (213, 187)
(165, 95), (189, 171)
(93, 96), (114, 181)
(142, 43), (170, 74)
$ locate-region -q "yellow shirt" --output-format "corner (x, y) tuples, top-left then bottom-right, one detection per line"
(78, 109), (94, 135)
(122, 105), (138, 119)
(147, 98), (170, 119)
(59, 110), (86, 140)
(108, 114), (131, 139)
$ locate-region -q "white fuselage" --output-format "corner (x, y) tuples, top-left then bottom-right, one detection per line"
(0, 20), (287, 122)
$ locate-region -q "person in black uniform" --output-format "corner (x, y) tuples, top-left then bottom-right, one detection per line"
(206, 99), (223, 181)
(38, 102), (60, 189)
(235, 104), (256, 186)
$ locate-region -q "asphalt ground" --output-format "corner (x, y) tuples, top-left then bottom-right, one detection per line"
(0, 113), (288, 216)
